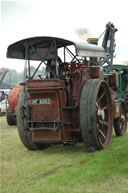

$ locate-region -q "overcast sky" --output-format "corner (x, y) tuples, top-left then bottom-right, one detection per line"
(1, 0), (128, 72)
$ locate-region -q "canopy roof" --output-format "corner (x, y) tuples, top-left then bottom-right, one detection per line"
(104, 64), (128, 72)
(7, 36), (106, 60)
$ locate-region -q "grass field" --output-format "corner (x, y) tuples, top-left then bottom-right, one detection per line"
(0, 116), (128, 193)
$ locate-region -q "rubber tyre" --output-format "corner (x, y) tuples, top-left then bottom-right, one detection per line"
(80, 79), (113, 152)
(17, 87), (47, 150)
(6, 111), (16, 125)
(114, 101), (127, 136)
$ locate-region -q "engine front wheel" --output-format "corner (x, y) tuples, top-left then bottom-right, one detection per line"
(114, 101), (127, 136)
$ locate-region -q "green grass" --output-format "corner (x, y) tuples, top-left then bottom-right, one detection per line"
(0, 116), (128, 193)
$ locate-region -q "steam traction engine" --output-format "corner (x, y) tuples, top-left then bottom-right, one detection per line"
(7, 22), (127, 152)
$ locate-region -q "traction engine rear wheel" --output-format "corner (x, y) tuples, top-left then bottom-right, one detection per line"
(80, 79), (113, 152)
(17, 87), (47, 150)
(114, 101), (127, 136)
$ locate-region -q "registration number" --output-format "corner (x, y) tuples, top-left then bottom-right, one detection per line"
(32, 98), (51, 104)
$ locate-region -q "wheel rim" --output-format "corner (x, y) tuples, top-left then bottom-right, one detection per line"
(96, 82), (113, 148)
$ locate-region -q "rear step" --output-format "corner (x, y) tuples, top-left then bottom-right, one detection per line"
(30, 127), (58, 131)
(28, 120), (61, 131)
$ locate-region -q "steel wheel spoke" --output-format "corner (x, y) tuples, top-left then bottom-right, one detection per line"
(98, 91), (105, 103)
(101, 105), (108, 110)
(99, 129), (106, 139)
(99, 138), (103, 146)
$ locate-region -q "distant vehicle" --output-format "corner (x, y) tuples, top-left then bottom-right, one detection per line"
(0, 89), (11, 96)
(0, 90), (11, 104)
(0, 99), (7, 115)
